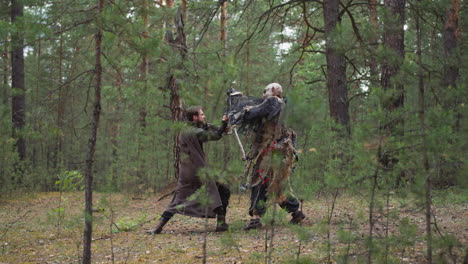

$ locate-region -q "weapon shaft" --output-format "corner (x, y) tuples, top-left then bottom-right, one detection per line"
(233, 127), (246, 160)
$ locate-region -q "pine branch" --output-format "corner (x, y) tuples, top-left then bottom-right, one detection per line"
(0, 211), (31, 242)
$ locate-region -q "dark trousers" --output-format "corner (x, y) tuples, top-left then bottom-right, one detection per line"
(249, 177), (299, 217)
(214, 182), (230, 215)
(161, 182), (231, 220)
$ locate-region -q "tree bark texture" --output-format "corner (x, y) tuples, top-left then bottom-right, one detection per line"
(220, 0), (230, 170)
(137, 0), (149, 181)
(221, 1), (227, 52)
(167, 8), (187, 178)
(11, 0), (26, 161)
(139, 0), (149, 129)
(443, 0), (461, 129)
(181, 0), (187, 20)
(416, 9), (432, 263)
(82, 0), (104, 263)
(2, 39), (8, 106)
(323, 0), (350, 134)
(111, 68), (122, 169)
(442, 0), (460, 89)
(380, 0), (405, 111)
(54, 36), (64, 168)
(368, 0), (379, 87)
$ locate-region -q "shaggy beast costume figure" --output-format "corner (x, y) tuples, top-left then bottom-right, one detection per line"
(230, 83), (305, 230)
(146, 107), (230, 234)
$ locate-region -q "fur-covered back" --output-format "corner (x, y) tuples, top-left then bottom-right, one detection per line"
(268, 129), (297, 198)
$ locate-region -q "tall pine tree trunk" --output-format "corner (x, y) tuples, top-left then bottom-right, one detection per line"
(221, 1), (227, 52)
(110, 67), (122, 183)
(181, 0), (187, 20)
(1, 0), (7, 106)
(60, 45), (80, 168)
(379, 0), (405, 173)
(11, 0), (26, 161)
(323, 0), (350, 134)
(416, 7), (432, 263)
(381, 0), (405, 114)
(368, 0), (379, 87)
(54, 35), (64, 168)
(139, 0), (149, 129)
(82, 0), (104, 262)
(137, 0), (149, 183)
(443, 0), (460, 88)
(166, 7), (186, 179)
(220, 0), (230, 171)
(442, 0), (461, 129)
(2, 38), (8, 106)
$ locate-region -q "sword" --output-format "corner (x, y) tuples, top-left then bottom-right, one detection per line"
(233, 126), (246, 161)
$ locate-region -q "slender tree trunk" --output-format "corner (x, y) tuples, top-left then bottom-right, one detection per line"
(82, 0), (104, 263)
(323, 0), (350, 135)
(0, 1), (7, 106)
(169, 75), (183, 179)
(368, 135), (383, 264)
(442, 0), (461, 129)
(47, 54), (55, 170)
(442, 0), (460, 89)
(245, 39), (250, 95)
(2, 38), (8, 106)
(416, 9), (432, 263)
(380, 0), (405, 113)
(139, 0), (149, 129)
(327, 189), (339, 263)
(368, 162), (378, 264)
(167, 7), (186, 179)
(244, 6), (251, 95)
(379, 0), (405, 181)
(267, 204), (277, 264)
(137, 0), (149, 182)
(368, 0), (379, 87)
(11, 0), (26, 161)
(202, 206), (209, 264)
(110, 68), (122, 181)
(60, 45), (80, 169)
(221, 1), (227, 51)
(264, 228), (269, 264)
(384, 190), (390, 262)
(32, 38), (41, 169)
(54, 35), (64, 168)
(220, 1), (230, 171)
(181, 0), (187, 20)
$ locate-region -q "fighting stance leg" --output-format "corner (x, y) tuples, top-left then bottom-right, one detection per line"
(214, 183), (231, 232)
(245, 180), (268, 230)
(146, 211), (174, 234)
(278, 196), (305, 224)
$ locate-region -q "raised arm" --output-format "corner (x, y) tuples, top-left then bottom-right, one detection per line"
(196, 119), (228, 142)
(243, 97), (282, 122)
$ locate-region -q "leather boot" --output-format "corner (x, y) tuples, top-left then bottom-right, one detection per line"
(290, 210), (306, 224)
(215, 214), (229, 232)
(146, 218), (169, 234)
(244, 218), (262, 230)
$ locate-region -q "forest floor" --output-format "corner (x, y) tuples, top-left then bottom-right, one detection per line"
(0, 188), (466, 264)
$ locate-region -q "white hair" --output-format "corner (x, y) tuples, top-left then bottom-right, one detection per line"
(264, 83), (283, 97)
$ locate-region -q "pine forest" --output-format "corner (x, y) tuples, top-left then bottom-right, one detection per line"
(0, 0), (466, 263)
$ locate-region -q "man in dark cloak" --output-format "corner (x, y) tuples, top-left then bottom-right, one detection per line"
(239, 83), (306, 230)
(146, 106), (230, 234)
